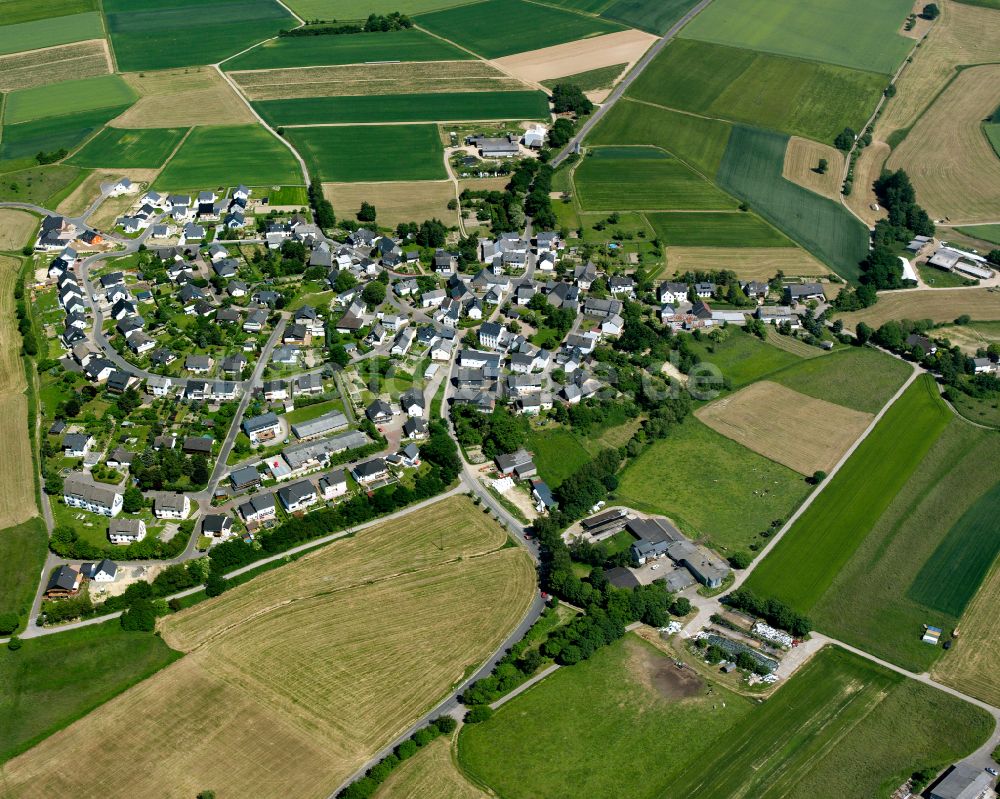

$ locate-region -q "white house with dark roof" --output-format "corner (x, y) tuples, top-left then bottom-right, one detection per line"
(278, 479), (317, 512)
(64, 478), (122, 517)
(108, 518), (146, 544)
(153, 492), (190, 519)
(239, 492), (276, 524)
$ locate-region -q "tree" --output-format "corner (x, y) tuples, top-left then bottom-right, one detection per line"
(727, 551), (753, 569)
(329, 343), (350, 367)
(816, 158), (828, 174)
(856, 322), (874, 344)
(433, 715), (457, 734)
(464, 705), (494, 723)
(834, 127), (856, 151)
(357, 201), (377, 222)
(986, 249), (1000, 267)
(811, 470), (827, 484)
(0, 612), (18, 635)
(197, 792), (217, 799)
(120, 598), (156, 631)
(922, 2), (939, 18)
(546, 117), (575, 148)
(122, 486), (144, 513)
(549, 83), (593, 116)
(205, 573), (228, 597)
(362, 281), (386, 307)
(7, 635), (22, 651)
(333, 270), (357, 292)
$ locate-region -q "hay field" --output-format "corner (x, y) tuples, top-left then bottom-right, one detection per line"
(782, 137), (844, 200)
(493, 29), (656, 84)
(376, 737), (487, 799)
(836, 288), (1000, 327)
(845, 140), (889, 225)
(231, 61), (526, 100)
(764, 325), (826, 358)
(0, 40), (110, 93)
(0, 211), (38, 252)
(323, 181), (458, 227)
(664, 246), (827, 278)
(2, 499), (536, 799)
(936, 321), (1000, 354)
(887, 65), (1000, 222)
(696, 381), (873, 475)
(113, 68), (255, 128)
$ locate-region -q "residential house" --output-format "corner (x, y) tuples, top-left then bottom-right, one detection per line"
(64, 478), (123, 517)
(45, 565), (83, 598)
(153, 492), (190, 520)
(243, 411), (281, 445)
(202, 514), (234, 538)
(366, 399), (394, 423)
(108, 518), (146, 545)
(318, 469), (347, 500)
(399, 388), (425, 418)
(278, 479), (318, 512)
(62, 433), (93, 457)
(352, 457), (389, 485)
(239, 492), (276, 524)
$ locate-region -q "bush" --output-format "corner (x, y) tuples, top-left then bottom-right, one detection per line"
(340, 777), (377, 799)
(670, 597), (691, 616)
(727, 551), (753, 570)
(395, 739), (418, 760)
(464, 704), (494, 724)
(0, 611), (19, 635)
(119, 598), (157, 631)
(433, 715), (457, 734)
(205, 573), (228, 597)
(7, 635), (22, 651)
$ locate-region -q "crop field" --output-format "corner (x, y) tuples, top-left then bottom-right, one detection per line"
(0, 13), (105, 56)
(492, 30), (655, 85)
(588, 99), (733, 177)
(153, 125), (302, 190)
(323, 181), (458, 227)
(887, 65), (1000, 223)
(2, 498), (536, 798)
(460, 635), (754, 799)
(628, 39), (886, 144)
(809, 420), (1000, 671)
(287, 124), (446, 182)
(0, 40), (110, 93)
(67, 127), (188, 168)
(618, 417), (810, 555)
(835, 288), (1000, 327)
(4, 75), (137, 125)
(716, 126), (869, 282)
(284, 0), (471, 17)
(114, 68), (256, 128)
(0, 0), (97, 26)
(224, 29), (470, 71)
(647, 211), (791, 247)
(745, 376), (950, 613)
(525, 427), (591, 487)
(0, 106), (121, 164)
(375, 737), (486, 799)
(601, 0), (701, 34)
(0, 211), (39, 251)
(844, 140), (889, 226)
(541, 63), (625, 93)
(664, 247), (827, 281)
(254, 91), (548, 125)
(103, 0), (295, 72)
(679, 0), (913, 74)
(696, 381), (873, 475)
(415, 0), (624, 60)
(782, 137), (844, 200)
(0, 518), (46, 633)
(661, 646), (992, 798)
(574, 148), (737, 211)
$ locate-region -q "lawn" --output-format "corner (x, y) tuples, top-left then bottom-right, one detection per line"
(679, 0), (914, 74)
(286, 124), (446, 182)
(223, 29), (470, 70)
(525, 427), (590, 487)
(601, 0), (701, 34)
(67, 127), (188, 168)
(661, 646), (993, 798)
(283, 398), (344, 425)
(715, 125), (870, 282)
(103, 0), (295, 72)
(0, 12), (105, 55)
(646, 211), (790, 247)
(415, 0), (624, 60)
(459, 635), (754, 799)
(627, 39), (887, 144)
(745, 375), (951, 613)
(0, 621), (181, 762)
(153, 125), (303, 190)
(0, 106), (133, 162)
(268, 185), (309, 205)
(683, 328), (801, 387)
(0, 518), (47, 630)
(254, 91), (549, 126)
(4, 75), (137, 124)
(574, 147), (737, 211)
(617, 417), (811, 556)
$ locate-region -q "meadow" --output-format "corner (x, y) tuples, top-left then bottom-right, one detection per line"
(683, 329), (800, 387)
(323, 181), (458, 227)
(287, 124), (446, 181)
(745, 375), (951, 613)
(958, 224), (1000, 245)
(3, 75), (137, 125)
(0, 12), (105, 55)
(224, 29), (470, 70)
(459, 635), (754, 799)
(0, 519), (47, 632)
(715, 125), (869, 282)
(67, 127), (188, 168)
(627, 39), (886, 143)
(0, 165), (85, 206)
(115, 68), (256, 128)
(2, 498), (536, 798)
(0, 40), (110, 94)
(647, 211), (790, 247)
(617, 417), (810, 556)
(103, 0), (295, 72)
(835, 288), (1000, 327)
(415, 0), (624, 59)
(661, 646), (993, 798)
(525, 427), (591, 487)
(153, 125), (303, 190)
(601, 0), (701, 34)
(376, 736), (486, 799)
(574, 148), (737, 211)
(665, 247), (827, 280)
(679, 0), (913, 74)
(254, 91), (549, 125)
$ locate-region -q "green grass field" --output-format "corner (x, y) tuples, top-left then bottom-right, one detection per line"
(684, 328), (801, 387)
(104, 0), (295, 72)
(0, 106), (133, 162)
(4, 75), (137, 125)
(268, 185), (309, 205)
(627, 39), (887, 144)
(661, 646), (993, 798)
(459, 635), (754, 799)
(984, 123), (1000, 159)
(223, 29), (469, 69)
(153, 125), (302, 190)
(646, 211), (791, 247)
(746, 376), (951, 613)
(587, 99), (732, 177)
(283, 0), (471, 18)
(958, 224), (1000, 245)
(286, 124), (446, 181)
(67, 127), (188, 168)
(541, 0), (613, 12)
(574, 147), (737, 211)
(0, 0), (96, 26)
(283, 398), (344, 424)
(715, 125), (869, 282)
(617, 416), (810, 555)
(416, 0), (624, 59)
(680, 0), (913, 74)
(0, 165), (85, 205)
(0, 519), (47, 632)
(601, 0), (701, 34)
(254, 91), (549, 126)
(541, 64), (626, 92)
(525, 427), (591, 488)
(0, 12), (105, 55)
(0, 621), (181, 762)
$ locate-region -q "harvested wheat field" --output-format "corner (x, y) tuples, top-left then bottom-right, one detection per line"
(1, 498), (536, 799)
(0, 210), (38, 252)
(887, 65), (1000, 222)
(56, 169), (159, 219)
(782, 137), (844, 200)
(696, 381), (873, 475)
(112, 69), (255, 128)
(376, 736), (488, 799)
(324, 181), (458, 227)
(493, 30), (656, 85)
(0, 40), (110, 93)
(845, 140), (889, 226)
(836, 288), (1000, 327)
(664, 246), (829, 280)
(232, 61), (525, 100)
